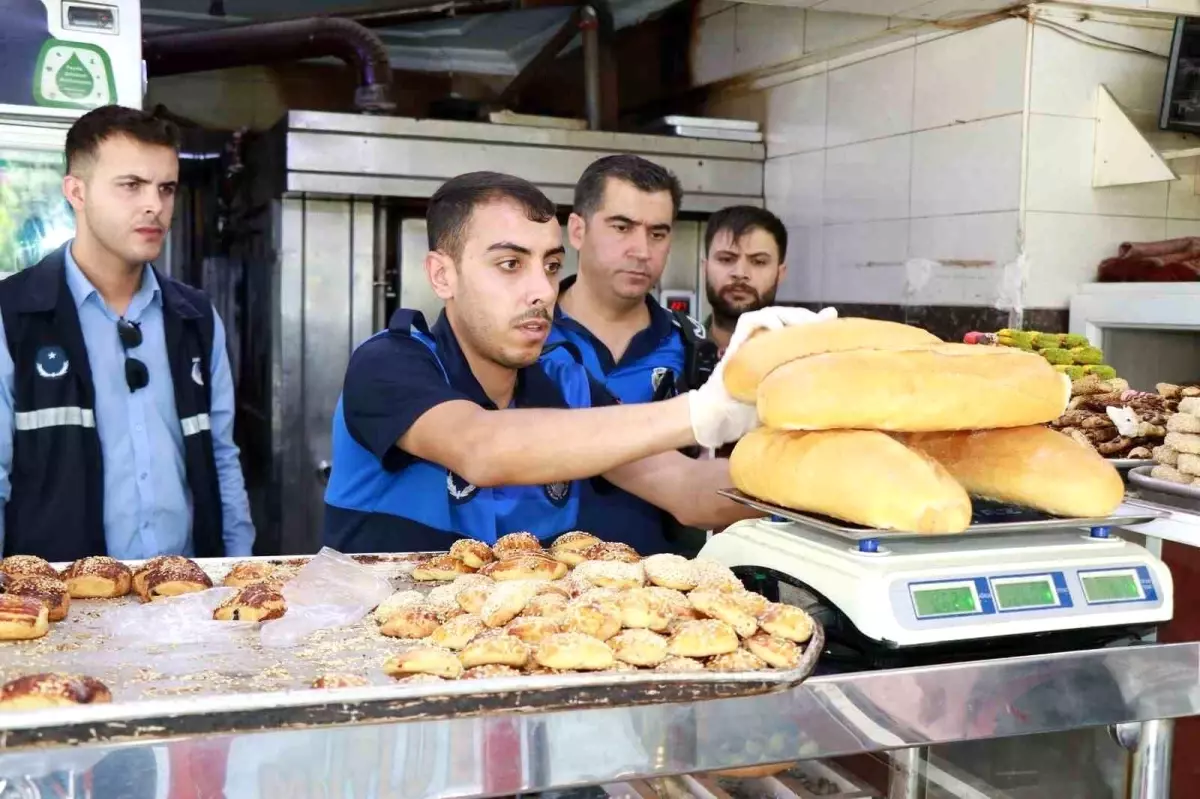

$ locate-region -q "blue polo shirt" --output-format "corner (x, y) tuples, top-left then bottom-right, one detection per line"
(323, 308), (616, 553)
(542, 276), (689, 555)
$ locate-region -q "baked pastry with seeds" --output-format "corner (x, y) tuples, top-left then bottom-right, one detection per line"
(0, 555), (59, 581)
(213, 584), (287, 622)
(63, 556), (132, 598)
(6, 575), (70, 621)
(0, 673), (110, 710)
(0, 595), (48, 640)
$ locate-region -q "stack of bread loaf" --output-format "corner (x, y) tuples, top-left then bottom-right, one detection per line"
(1151, 397), (1200, 487)
(373, 531), (814, 681)
(721, 318), (1127, 533)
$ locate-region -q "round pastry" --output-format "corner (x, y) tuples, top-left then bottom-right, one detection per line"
(606, 660), (640, 673)
(312, 674), (370, 689)
(373, 590), (425, 624)
(668, 619), (739, 658)
(644, 586), (694, 619)
(744, 632), (802, 669)
(609, 628), (669, 667)
(429, 613), (486, 651)
(616, 588), (672, 632)
(481, 581), (539, 628)
(484, 555), (564, 583)
(451, 573), (494, 592)
(380, 605), (441, 639)
(577, 587), (621, 604)
(426, 584), (468, 622)
(395, 673), (448, 685)
(521, 593), (569, 621)
(132, 555), (193, 597)
(504, 616), (560, 645)
(411, 554), (474, 582)
(449, 538), (495, 570)
(6, 576), (69, 622)
(492, 531), (543, 558)
(573, 560), (644, 590)
(558, 572), (592, 598)
(213, 583), (287, 622)
(222, 561), (281, 589)
(0, 595), (49, 640)
(707, 649), (768, 672)
(383, 644), (463, 679)
(140, 560), (213, 602)
(459, 633), (529, 668)
(456, 583), (494, 615)
(535, 581), (571, 599)
(581, 542), (641, 564)
(655, 656), (705, 673)
(689, 589), (758, 639)
(0, 673), (110, 710)
(727, 591), (770, 617)
(0, 555), (59, 581)
(641, 553), (697, 591)
(534, 632), (614, 671)
(559, 597), (622, 641)
(757, 603), (814, 643)
(548, 531), (602, 566)
(691, 558), (743, 592)
(462, 665), (522, 679)
(62, 556), (132, 599)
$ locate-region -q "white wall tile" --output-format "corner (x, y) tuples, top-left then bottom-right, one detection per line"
(766, 150), (825, 228)
(765, 72), (827, 157)
(692, 7), (737, 86)
(908, 211), (1020, 267)
(827, 48), (915, 147)
(824, 135), (912, 223)
(1025, 114), (1169, 218)
(910, 114), (1023, 217)
(1149, 0), (1200, 10)
(1167, 157), (1200, 220)
(1028, 19), (1171, 119)
(1023, 212), (1166, 307)
(778, 226), (825, 302)
(823, 220), (910, 302)
(804, 10), (891, 54)
(811, 0), (923, 13)
(1166, 219), (1200, 237)
(913, 18), (1026, 130)
(698, 0), (734, 18)
(735, 4), (806, 75)
(897, 0), (1019, 19)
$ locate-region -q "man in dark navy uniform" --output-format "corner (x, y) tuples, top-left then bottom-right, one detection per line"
(323, 172), (829, 553)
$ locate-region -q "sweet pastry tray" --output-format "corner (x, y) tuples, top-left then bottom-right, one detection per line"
(718, 489), (1165, 543)
(1129, 465), (1200, 512)
(0, 554), (824, 750)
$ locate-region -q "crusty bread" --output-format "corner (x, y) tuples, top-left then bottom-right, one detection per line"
(758, 344), (1070, 432)
(730, 427), (972, 533)
(723, 318), (942, 402)
(901, 426), (1125, 518)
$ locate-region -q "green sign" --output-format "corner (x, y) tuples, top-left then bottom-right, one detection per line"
(32, 39), (116, 110)
(994, 579), (1056, 610)
(912, 585), (977, 618)
(1081, 573), (1141, 602)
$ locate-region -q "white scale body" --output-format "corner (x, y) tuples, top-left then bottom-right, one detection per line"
(699, 519), (1174, 647)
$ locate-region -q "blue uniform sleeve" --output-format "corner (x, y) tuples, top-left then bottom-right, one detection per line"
(342, 333), (471, 471)
(209, 309), (256, 557)
(0, 319), (12, 554)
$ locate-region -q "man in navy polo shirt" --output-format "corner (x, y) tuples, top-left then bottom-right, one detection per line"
(323, 171), (829, 553)
(543, 155), (718, 555)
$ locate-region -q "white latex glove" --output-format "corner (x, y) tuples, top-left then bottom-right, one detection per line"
(687, 305), (839, 448)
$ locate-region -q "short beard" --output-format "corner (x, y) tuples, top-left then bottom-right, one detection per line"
(706, 282), (778, 329)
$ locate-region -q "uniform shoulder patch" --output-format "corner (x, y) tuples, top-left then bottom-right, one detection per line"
(447, 471), (479, 504)
(34, 346), (69, 379)
(543, 480), (571, 507)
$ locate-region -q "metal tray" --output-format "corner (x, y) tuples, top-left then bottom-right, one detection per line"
(1129, 465), (1200, 512)
(0, 554), (825, 749)
(717, 489), (1164, 543)
(1109, 458), (1152, 471)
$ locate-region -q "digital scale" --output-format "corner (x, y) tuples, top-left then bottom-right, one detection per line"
(700, 492), (1173, 667)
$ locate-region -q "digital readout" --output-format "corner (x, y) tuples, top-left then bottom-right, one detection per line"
(912, 585), (977, 618)
(1082, 573), (1142, 602)
(993, 579), (1056, 610)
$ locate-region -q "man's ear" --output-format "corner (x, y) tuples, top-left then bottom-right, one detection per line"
(777, 262), (788, 288)
(426, 251), (456, 301)
(567, 213), (587, 251)
(62, 175), (85, 214)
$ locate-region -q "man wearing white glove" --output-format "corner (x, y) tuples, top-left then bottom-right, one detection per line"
(324, 172), (834, 553)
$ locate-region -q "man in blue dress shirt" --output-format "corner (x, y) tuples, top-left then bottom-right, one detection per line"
(0, 104), (254, 561)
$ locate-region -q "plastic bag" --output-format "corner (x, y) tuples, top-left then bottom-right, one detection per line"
(101, 587), (254, 647)
(259, 547), (394, 649)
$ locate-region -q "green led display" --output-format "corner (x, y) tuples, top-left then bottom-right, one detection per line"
(994, 580), (1056, 609)
(912, 586), (977, 618)
(1082, 574), (1141, 602)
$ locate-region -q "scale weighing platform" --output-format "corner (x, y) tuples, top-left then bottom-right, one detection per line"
(702, 491), (1172, 664)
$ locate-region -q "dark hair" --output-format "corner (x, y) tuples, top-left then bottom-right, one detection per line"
(427, 172), (557, 261)
(704, 205), (788, 262)
(65, 105), (180, 174)
(573, 154), (683, 219)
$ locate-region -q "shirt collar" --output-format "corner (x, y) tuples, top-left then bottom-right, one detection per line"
(63, 240), (160, 315)
(554, 274), (675, 368)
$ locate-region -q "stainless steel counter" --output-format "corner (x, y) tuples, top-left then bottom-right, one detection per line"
(1, 641), (1194, 797)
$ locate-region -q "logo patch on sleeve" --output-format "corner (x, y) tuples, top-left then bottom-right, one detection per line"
(34, 346), (69, 379)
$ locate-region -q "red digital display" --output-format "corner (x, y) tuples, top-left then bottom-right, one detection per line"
(667, 298), (691, 313)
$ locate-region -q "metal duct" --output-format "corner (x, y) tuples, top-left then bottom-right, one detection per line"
(143, 18), (396, 113)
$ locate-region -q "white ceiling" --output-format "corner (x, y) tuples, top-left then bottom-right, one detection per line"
(731, 0), (1020, 20)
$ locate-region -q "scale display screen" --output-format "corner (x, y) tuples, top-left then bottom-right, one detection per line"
(992, 577), (1057, 610)
(911, 584), (978, 618)
(1081, 571), (1143, 603)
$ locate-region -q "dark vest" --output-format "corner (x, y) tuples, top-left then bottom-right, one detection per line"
(0, 247), (225, 561)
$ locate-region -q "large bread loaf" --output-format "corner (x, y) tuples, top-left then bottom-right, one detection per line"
(900, 426), (1125, 518)
(729, 427), (972, 533)
(723, 318), (941, 402)
(758, 344), (1070, 432)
